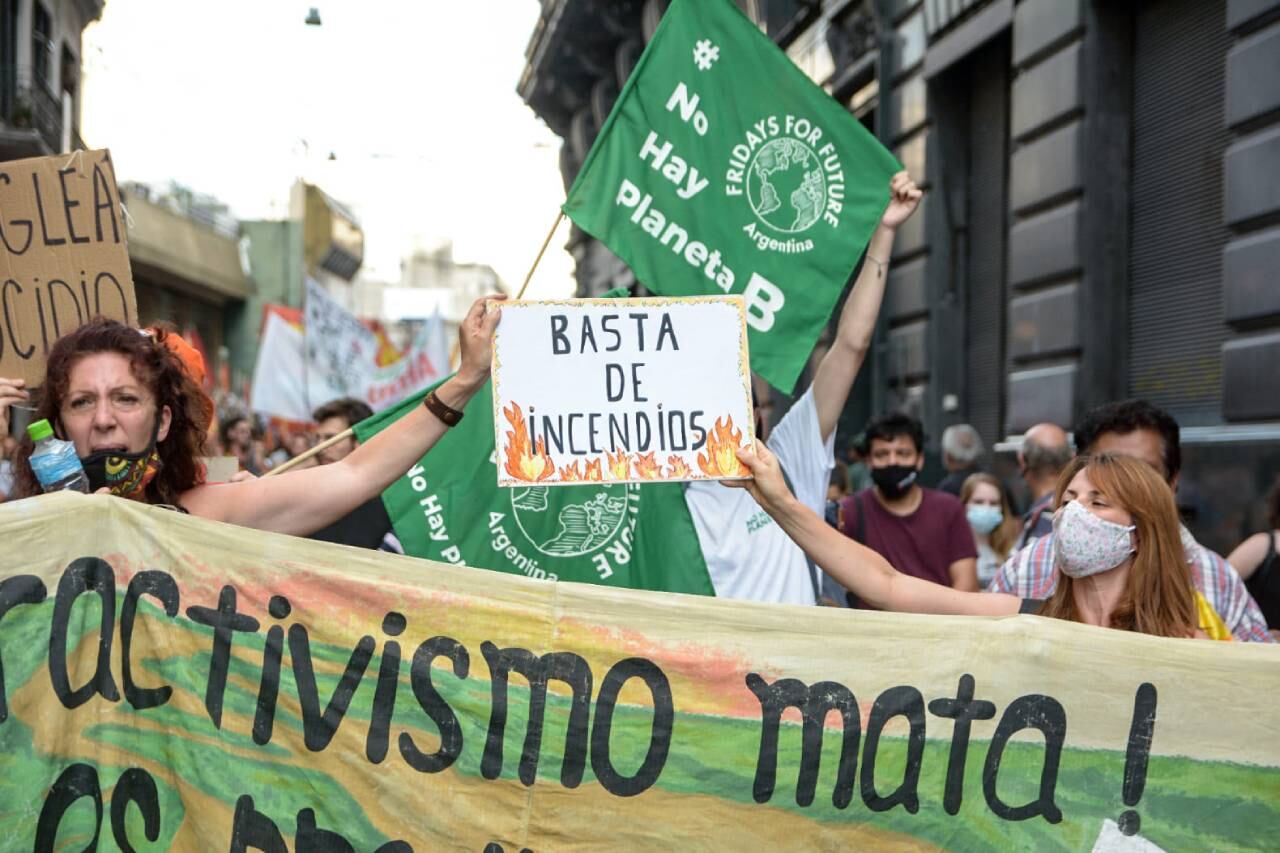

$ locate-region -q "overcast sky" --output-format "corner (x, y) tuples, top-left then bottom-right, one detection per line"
(80, 0), (575, 297)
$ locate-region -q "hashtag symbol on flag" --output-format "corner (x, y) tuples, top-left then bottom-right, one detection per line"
(692, 39), (719, 70)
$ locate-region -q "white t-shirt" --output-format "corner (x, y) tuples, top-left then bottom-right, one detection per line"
(684, 388), (834, 605)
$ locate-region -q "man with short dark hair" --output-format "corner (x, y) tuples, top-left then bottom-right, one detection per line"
(990, 399), (1271, 642)
(936, 423), (984, 496)
(312, 398), (374, 465)
(838, 412), (979, 592)
(308, 397), (402, 552)
(1013, 422), (1072, 549)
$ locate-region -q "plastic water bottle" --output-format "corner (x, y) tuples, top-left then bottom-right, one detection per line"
(26, 419), (89, 494)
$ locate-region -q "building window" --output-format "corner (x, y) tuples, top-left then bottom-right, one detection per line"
(32, 2), (53, 89)
(59, 43), (76, 97)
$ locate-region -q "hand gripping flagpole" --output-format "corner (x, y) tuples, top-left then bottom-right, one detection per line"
(266, 211), (567, 479)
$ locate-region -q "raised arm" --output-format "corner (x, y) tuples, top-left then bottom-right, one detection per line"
(812, 172), (922, 440)
(730, 442), (1019, 618)
(1227, 531), (1272, 581)
(183, 296), (502, 535)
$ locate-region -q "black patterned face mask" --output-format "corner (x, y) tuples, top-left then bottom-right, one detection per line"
(78, 419), (162, 499)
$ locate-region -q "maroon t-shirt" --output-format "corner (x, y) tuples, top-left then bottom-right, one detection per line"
(839, 487), (977, 587)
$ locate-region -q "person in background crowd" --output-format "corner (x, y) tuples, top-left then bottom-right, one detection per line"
(1015, 422), (1073, 549)
(0, 297), (500, 536)
(682, 172), (922, 606)
(827, 464), (849, 503)
(819, 460), (852, 606)
(844, 439), (873, 493)
(267, 429), (315, 471)
(990, 400), (1272, 643)
(961, 473), (1021, 588)
(838, 412), (979, 593)
(936, 423), (984, 496)
(1226, 476), (1280, 636)
(307, 397), (401, 552)
(732, 447), (1232, 640)
(220, 413), (265, 476)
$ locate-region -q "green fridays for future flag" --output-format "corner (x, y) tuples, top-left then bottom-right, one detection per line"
(353, 378), (715, 596)
(563, 0), (900, 392)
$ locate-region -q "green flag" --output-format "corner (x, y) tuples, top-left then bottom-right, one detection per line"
(563, 0), (899, 391)
(354, 371), (714, 596)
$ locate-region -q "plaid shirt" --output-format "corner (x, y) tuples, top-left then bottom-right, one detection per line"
(989, 526), (1273, 643)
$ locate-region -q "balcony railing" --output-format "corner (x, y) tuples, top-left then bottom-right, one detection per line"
(2, 63), (66, 155)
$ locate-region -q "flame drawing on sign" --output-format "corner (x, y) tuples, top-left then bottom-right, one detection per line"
(697, 415), (746, 478)
(607, 448), (631, 481)
(634, 451), (662, 480)
(502, 402), (554, 482)
(559, 461), (583, 481)
(666, 455), (692, 478)
(584, 459), (604, 481)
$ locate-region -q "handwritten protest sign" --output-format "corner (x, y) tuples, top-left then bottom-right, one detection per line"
(491, 297), (754, 487)
(0, 493), (1277, 849)
(302, 278), (449, 413)
(304, 277), (378, 409)
(0, 149), (136, 384)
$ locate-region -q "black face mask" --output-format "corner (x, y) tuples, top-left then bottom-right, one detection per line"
(871, 464), (918, 499)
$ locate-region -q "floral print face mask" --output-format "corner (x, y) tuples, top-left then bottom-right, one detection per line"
(1052, 499), (1135, 578)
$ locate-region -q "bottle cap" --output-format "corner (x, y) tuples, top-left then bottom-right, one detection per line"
(27, 419), (53, 441)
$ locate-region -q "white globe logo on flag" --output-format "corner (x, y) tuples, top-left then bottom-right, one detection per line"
(746, 138), (827, 234)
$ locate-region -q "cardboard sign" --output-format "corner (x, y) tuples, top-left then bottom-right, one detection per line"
(0, 149), (136, 384)
(199, 456), (240, 483)
(491, 296), (754, 486)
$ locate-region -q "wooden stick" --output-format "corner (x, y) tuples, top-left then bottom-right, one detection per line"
(263, 429), (351, 477)
(516, 211), (565, 300)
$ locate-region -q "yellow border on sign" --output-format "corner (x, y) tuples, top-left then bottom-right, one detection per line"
(489, 296), (754, 488)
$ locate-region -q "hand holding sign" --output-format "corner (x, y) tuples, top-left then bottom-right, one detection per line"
(456, 294), (505, 395)
(723, 440), (793, 510)
(0, 377), (29, 437)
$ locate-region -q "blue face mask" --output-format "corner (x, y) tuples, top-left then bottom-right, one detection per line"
(966, 504), (1003, 535)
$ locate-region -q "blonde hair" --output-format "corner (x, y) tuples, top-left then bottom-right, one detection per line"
(959, 473), (1019, 560)
(1038, 454), (1195, 638)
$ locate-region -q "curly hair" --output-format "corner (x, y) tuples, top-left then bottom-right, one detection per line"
(12, 318), (212, 505)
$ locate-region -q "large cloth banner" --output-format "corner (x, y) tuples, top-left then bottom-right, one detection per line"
(1, 494), (1277, 850)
